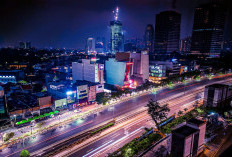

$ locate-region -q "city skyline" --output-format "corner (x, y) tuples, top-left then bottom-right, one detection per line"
(1, 0), (231, 49)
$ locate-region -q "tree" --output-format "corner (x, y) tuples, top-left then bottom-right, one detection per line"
(178, 110), (183, 116)
(3, 132), (14, 142)
(20, 150), (30, 157)
(184, 108), (188, 112)
(147, 99), (170, 130)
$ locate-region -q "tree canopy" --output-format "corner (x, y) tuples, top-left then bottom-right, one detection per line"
(147, 99), (170, 130)
(20, 150), (30, 157)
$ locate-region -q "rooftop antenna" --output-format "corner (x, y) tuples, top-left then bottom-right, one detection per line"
(113, 0), (119, 21)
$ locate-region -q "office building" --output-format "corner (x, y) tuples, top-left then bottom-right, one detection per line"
(149, 64), (167, 84)
(86, 38), (95, 54)
(72, 59), (104, 84)
(204, 84), (232, 108)
(149, 60), (182, 83)
(154, 11), (181, 55)
(171, 118), (206, 157)
(144, 24), (154, 58)
(110, 7), (124, 54)
(191, 2), (225, 58)
(180, 36), (191, 53)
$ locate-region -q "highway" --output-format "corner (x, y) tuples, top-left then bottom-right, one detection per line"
(0, 76), (231, 157)
(60, 86), (205, 157)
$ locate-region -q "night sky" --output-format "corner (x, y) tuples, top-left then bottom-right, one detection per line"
(0, 0), (231, 49)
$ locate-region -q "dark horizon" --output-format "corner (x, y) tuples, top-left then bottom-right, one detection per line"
(0, 0), (231, 49)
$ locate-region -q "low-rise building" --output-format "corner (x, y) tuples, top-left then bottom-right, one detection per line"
(204, 84), (232, 109)
(0, 70), (24, 84)
(171, 118), (206, 157)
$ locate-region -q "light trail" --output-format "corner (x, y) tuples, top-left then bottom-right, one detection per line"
(5, 120), (93, 157)
(88, 126), (144, 157)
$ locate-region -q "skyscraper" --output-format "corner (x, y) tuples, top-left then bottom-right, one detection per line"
(180, 36), (191, 53)
(154, 11), (181, 56)
(110, 7), (124, 54)
(86, 38), (95, 54)
(144, 24), (154, 59)
(191, 2), (225, 58)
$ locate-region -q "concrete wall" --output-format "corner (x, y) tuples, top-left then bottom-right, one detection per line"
(143, 135), (172, 157)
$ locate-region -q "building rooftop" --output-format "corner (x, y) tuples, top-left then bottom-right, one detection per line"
(172, 125), (199, 137)
(0, 70), (22, 73)
(74, 80), (99, 87)
(206, 83), (229, 88)
(187, 118), (205, 126)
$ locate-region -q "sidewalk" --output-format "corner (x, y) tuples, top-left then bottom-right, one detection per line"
(200, 125), (232, 157)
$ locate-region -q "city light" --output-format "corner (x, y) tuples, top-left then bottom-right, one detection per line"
(66, 91), (73, 95)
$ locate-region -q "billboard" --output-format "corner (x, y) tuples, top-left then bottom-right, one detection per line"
(55, 98), (67, 108)
(38, 96), (51, 108)
(66, 91), (76, 104)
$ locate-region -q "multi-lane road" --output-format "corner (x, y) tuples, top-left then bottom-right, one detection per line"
(0, 75), (231, 157)
(65, 89), (205, 157)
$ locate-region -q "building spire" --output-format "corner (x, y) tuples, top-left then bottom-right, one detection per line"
(113, 6), (119, 21)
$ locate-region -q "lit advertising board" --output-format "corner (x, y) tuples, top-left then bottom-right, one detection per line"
(66, 90), (76, 104)
(55, 98), (67, 108)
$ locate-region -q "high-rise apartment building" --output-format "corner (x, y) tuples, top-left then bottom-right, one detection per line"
(144, 24), (154, 58)
(110, 7), (124, 54)
(191, 2), (225, 58)
(154, 11), (181, 55)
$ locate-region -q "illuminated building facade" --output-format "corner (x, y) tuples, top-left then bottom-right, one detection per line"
(105, 52), (149, 87)
(0, 70), (24, 84)
(110, 7), (124, 54)
(191, 2), (225, 58)
(105, 58), (133, 87)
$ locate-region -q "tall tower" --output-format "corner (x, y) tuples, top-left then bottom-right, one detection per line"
(110, 7), (124, 54)
(144, 24), (154, 59)
(86, 38), (95, 54)
(154, 11), (181, 56)
(191, 2), (225, 58)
